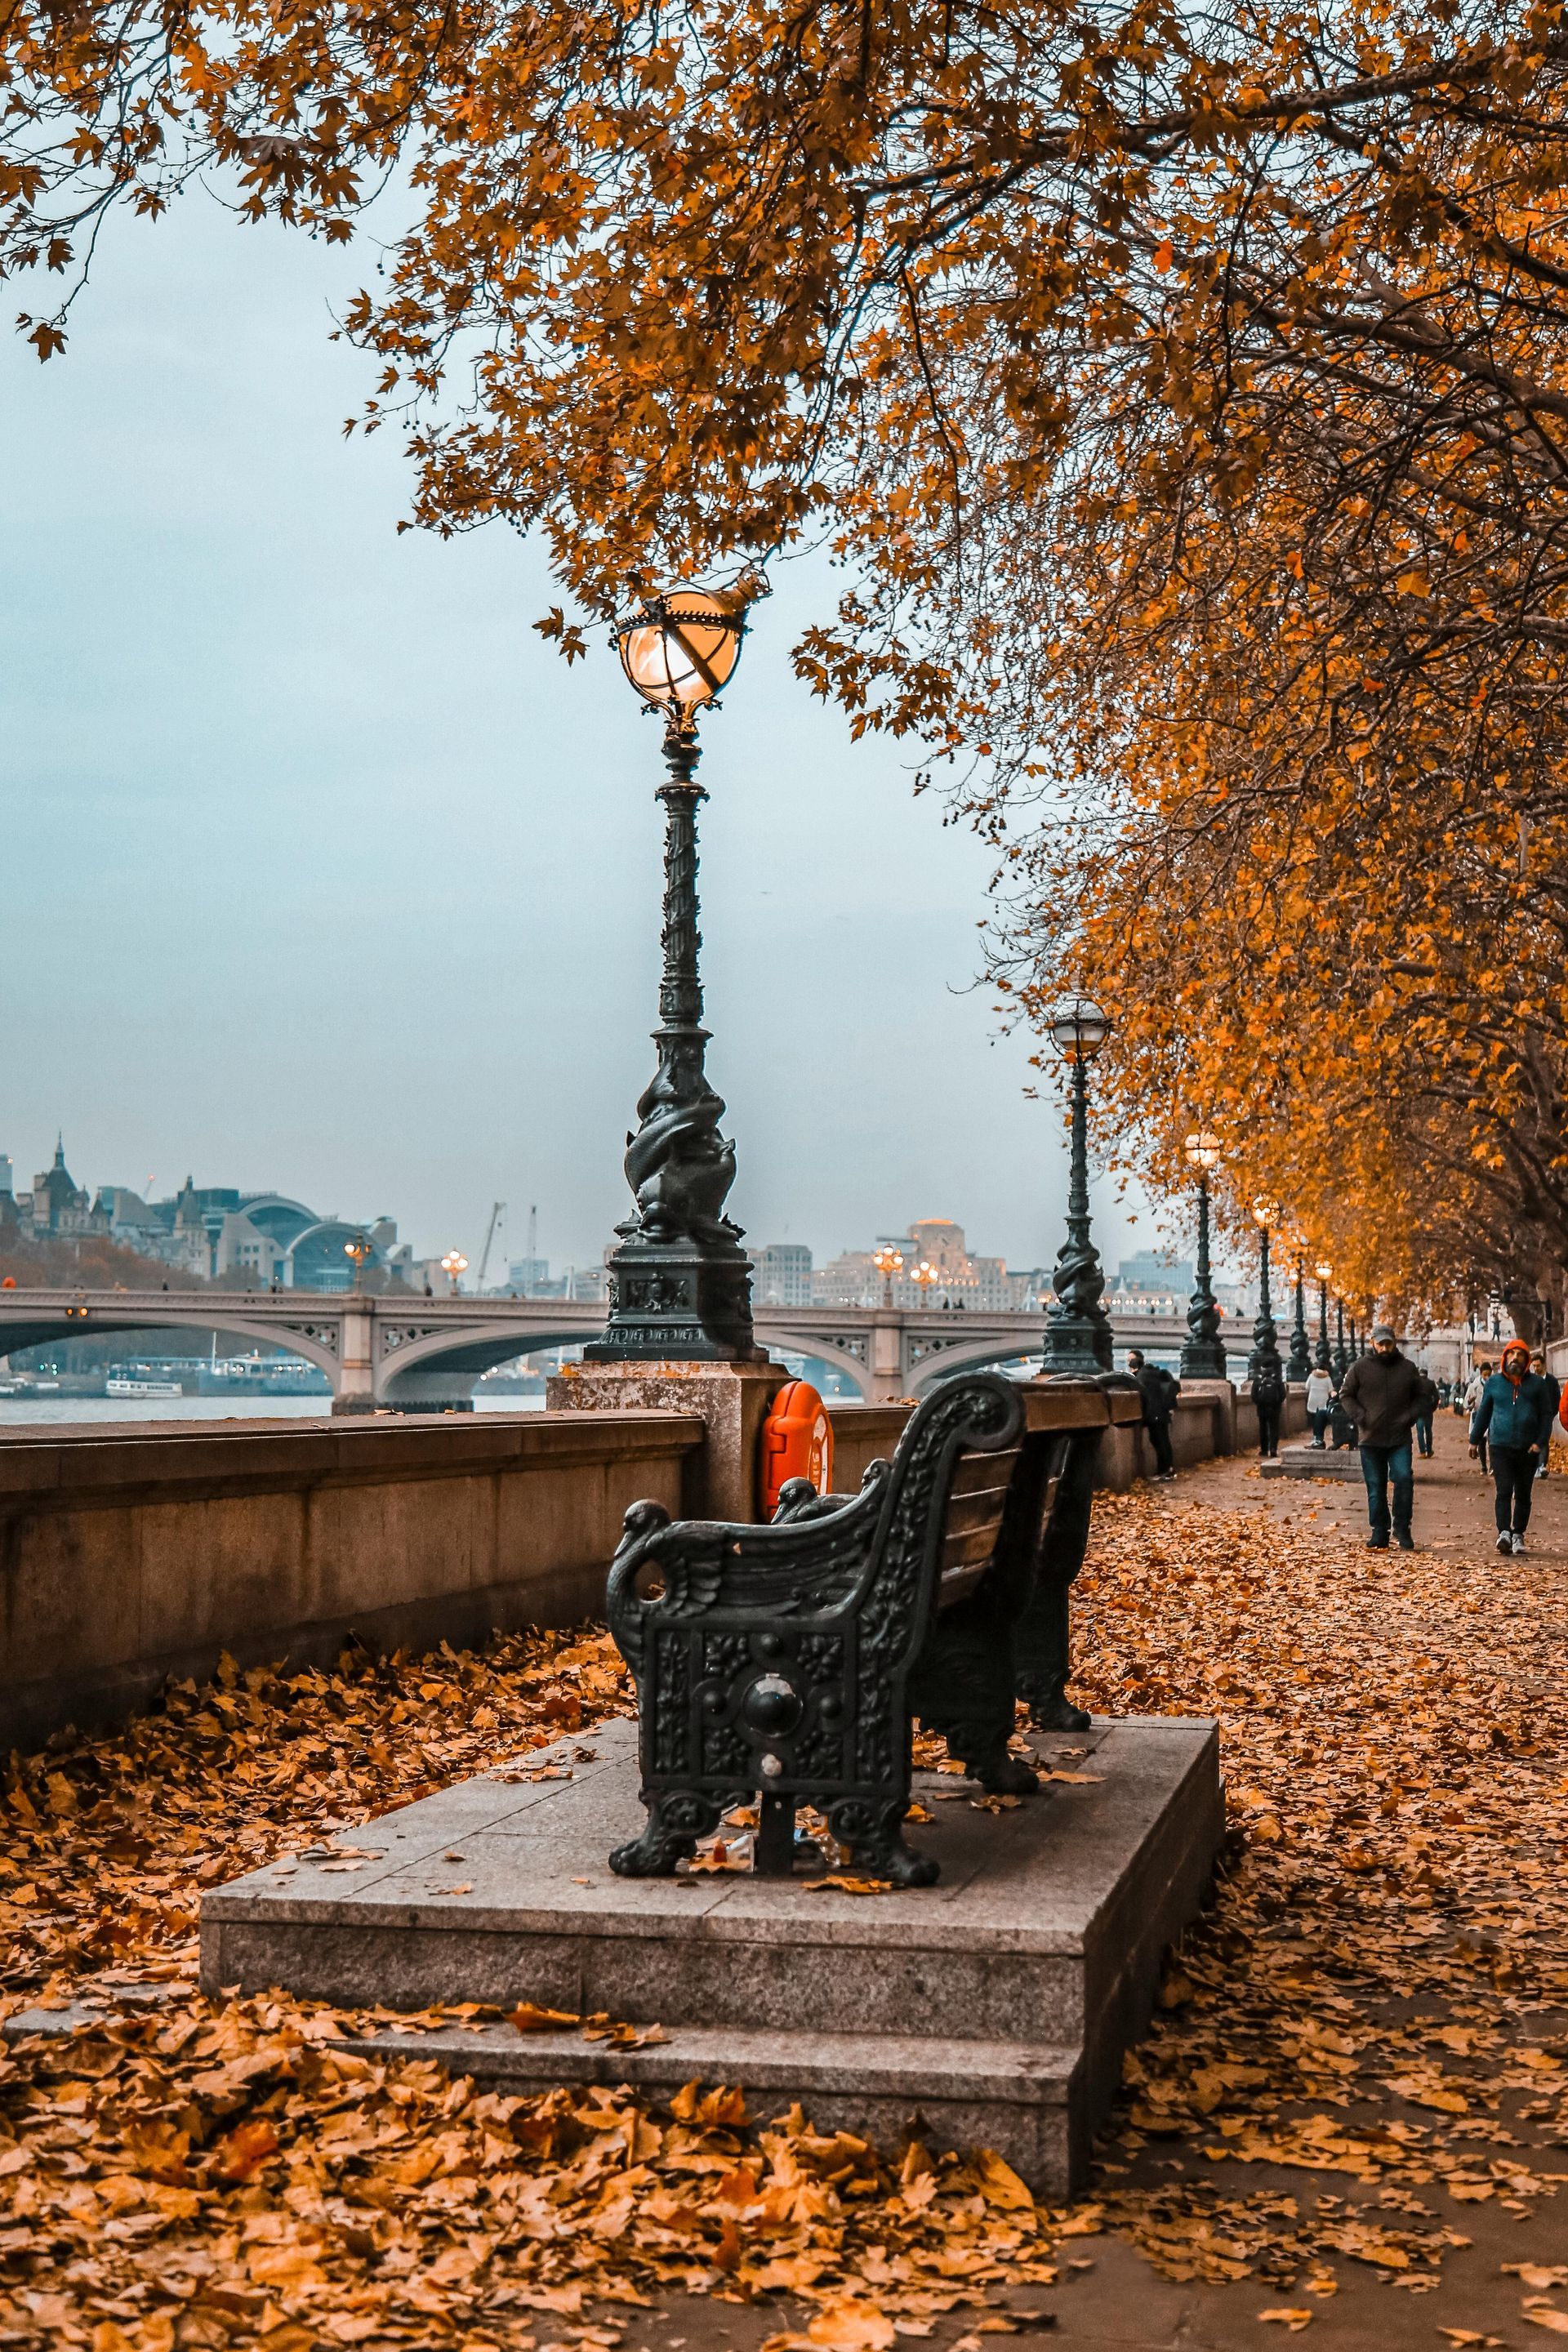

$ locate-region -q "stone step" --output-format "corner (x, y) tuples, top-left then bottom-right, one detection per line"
(327, 2019), (1081, 2182)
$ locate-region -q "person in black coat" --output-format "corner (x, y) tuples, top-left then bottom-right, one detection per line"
(1249, 1357), (1286, 1459)
(1339, 1326), (1427, 1550)
(1126, 1350), (1179, 1481)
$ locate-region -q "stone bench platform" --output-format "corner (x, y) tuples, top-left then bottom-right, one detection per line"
(200, 1712), (1221, 2195)
(1261, 1442), (1363, 1479)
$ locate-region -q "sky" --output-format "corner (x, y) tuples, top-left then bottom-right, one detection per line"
(0, 190), (1173, 1282)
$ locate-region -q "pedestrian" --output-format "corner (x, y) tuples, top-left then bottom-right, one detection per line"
(1413, 1366), (1439, 1459)
(1528, 1352), (1560, 1479)
(1469, 1340), (1554, 1554)
(1126, 1349), (1180, 1481)
(1249, 1355), (1286, 1459)
(1304, 1363), (1334, 1446)
(1463, 1360), (1493, 1470)
(1339, 1325), (1426, 1551)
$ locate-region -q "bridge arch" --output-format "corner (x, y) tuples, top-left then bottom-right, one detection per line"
(0, 1308), (343, 1388)
(376, 1318), (605, 1400)
(906, 1335), (1045, 1395)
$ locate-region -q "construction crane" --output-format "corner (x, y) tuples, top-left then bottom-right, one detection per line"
(475, 1201), (506, 1294)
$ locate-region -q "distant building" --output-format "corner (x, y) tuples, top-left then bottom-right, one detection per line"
(750, 1242), (813, 1307)
(810, 1218), (1040, 1311)
(506, 1256), (551, 1295)
(1115, 1247), (1194, 1294)
(29, 1138), (98, 1236)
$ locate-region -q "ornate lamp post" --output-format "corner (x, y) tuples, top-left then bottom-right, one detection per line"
(586, 587), (766, 1362)
(345, 1234), (374, 1292)
(872, 1245), (904, 1309)
(1331, 1298), (1350, 1388)
(1179, 1129), (1227, 1379)
(1039, 999), (1115, 1375)
(1314, 1262), (1333, 1370)
(1247, 1199), (1283, 1383)
(909, 1258), (940, 1303)
(440, 1248), (468, 1296)
(1285, 1237), (1313, 1383)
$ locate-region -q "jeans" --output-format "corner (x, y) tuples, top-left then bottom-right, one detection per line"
(1255, 1400), (1281, 1457)
(1145, 1417), (1174, 1477)
(1491, 1443), (1536, 1535)
(1309, 1408), (1332, 1445)
(1360, 1441), (1414, 1542)
(1414, 1414), (1433, 1457)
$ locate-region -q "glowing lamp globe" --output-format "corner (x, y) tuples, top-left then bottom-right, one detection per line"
(1183, 1129), (1223, 1172)
(617, 589), (746, 712)
(1045, 997), (1111, 1058)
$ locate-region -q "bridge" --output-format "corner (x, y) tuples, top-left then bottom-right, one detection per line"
(0, 1289), (1254, 1410)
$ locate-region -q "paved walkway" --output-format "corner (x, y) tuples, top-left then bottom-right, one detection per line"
(1185, 1405), (1568, 1558)
(649, 1411), (1567, 2352)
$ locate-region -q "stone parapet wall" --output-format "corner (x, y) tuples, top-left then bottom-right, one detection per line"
(0, 1412), (703, 1750)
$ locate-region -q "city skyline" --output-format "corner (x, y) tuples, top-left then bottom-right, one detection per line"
(1, 1125), (1230, 1298)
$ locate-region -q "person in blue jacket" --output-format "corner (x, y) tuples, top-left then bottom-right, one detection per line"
(1469, 1339), (1556, 1555)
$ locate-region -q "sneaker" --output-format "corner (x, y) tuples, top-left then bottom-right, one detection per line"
(1496, 1532), (1513, 1554)
(1394, 1530), (1415, 1552)
(1512, 1533), (1526, 1556)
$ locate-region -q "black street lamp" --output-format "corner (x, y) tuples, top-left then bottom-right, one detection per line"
(586, 587), (766, 1364)
(1285, 1238), (1313, 1383)
(1180, 1130), (1227, 1379)
(1331, 1298), (1350, 1388)
(1040, 998), (1116, 1375)
(1314, 1261), (1333, 1370)
(1247, 1199), (1284, 1383)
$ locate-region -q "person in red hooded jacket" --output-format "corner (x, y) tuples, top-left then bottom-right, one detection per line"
(1469, 1340), (1555, 1554)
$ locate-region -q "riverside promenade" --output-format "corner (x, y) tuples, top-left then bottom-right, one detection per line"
(2, 1412), (1562, 2352)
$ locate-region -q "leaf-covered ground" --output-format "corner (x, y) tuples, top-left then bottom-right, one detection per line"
(1, 1449), (1565, 2351)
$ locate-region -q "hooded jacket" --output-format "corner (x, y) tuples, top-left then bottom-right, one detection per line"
(1338, 1348), (1425, 1447)
(1469, 1359), (1555, 1453)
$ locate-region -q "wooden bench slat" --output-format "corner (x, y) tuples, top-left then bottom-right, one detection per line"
(943, 1521), (1003, 1570)
(951, 1448), (1021, 1495)
(943, 1486), (1012, 1535)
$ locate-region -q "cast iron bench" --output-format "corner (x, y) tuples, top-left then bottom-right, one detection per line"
(604, 1370), (1138, 1885)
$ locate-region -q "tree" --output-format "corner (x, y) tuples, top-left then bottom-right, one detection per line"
(8, 0), (1568, 1307)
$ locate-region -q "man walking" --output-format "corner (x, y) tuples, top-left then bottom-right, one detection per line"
(1413, 1366), (1439, 1459)
(1339, 1325), (1425, 1551)
(1250, 1353), (1286, 1459)
(1126, 1350), (1179, 1482)
(1470, 1342), (1554, 1552)
(1528, 1352), (1560, 1479)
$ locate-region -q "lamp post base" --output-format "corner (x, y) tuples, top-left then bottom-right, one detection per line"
(586, 1238), (767, 1364)
(1040, 1316), (1114, 1377)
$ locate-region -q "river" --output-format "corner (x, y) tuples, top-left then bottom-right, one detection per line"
(0, 1393), (546, 1427)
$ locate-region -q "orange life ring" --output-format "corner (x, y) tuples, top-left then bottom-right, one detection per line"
(759, 1379), (834, 1517)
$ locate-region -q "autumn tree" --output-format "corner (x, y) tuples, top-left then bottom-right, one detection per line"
(7, 0), (1568, 1309)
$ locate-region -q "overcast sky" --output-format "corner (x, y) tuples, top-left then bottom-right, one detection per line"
(0, 193), (1174, 1282)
